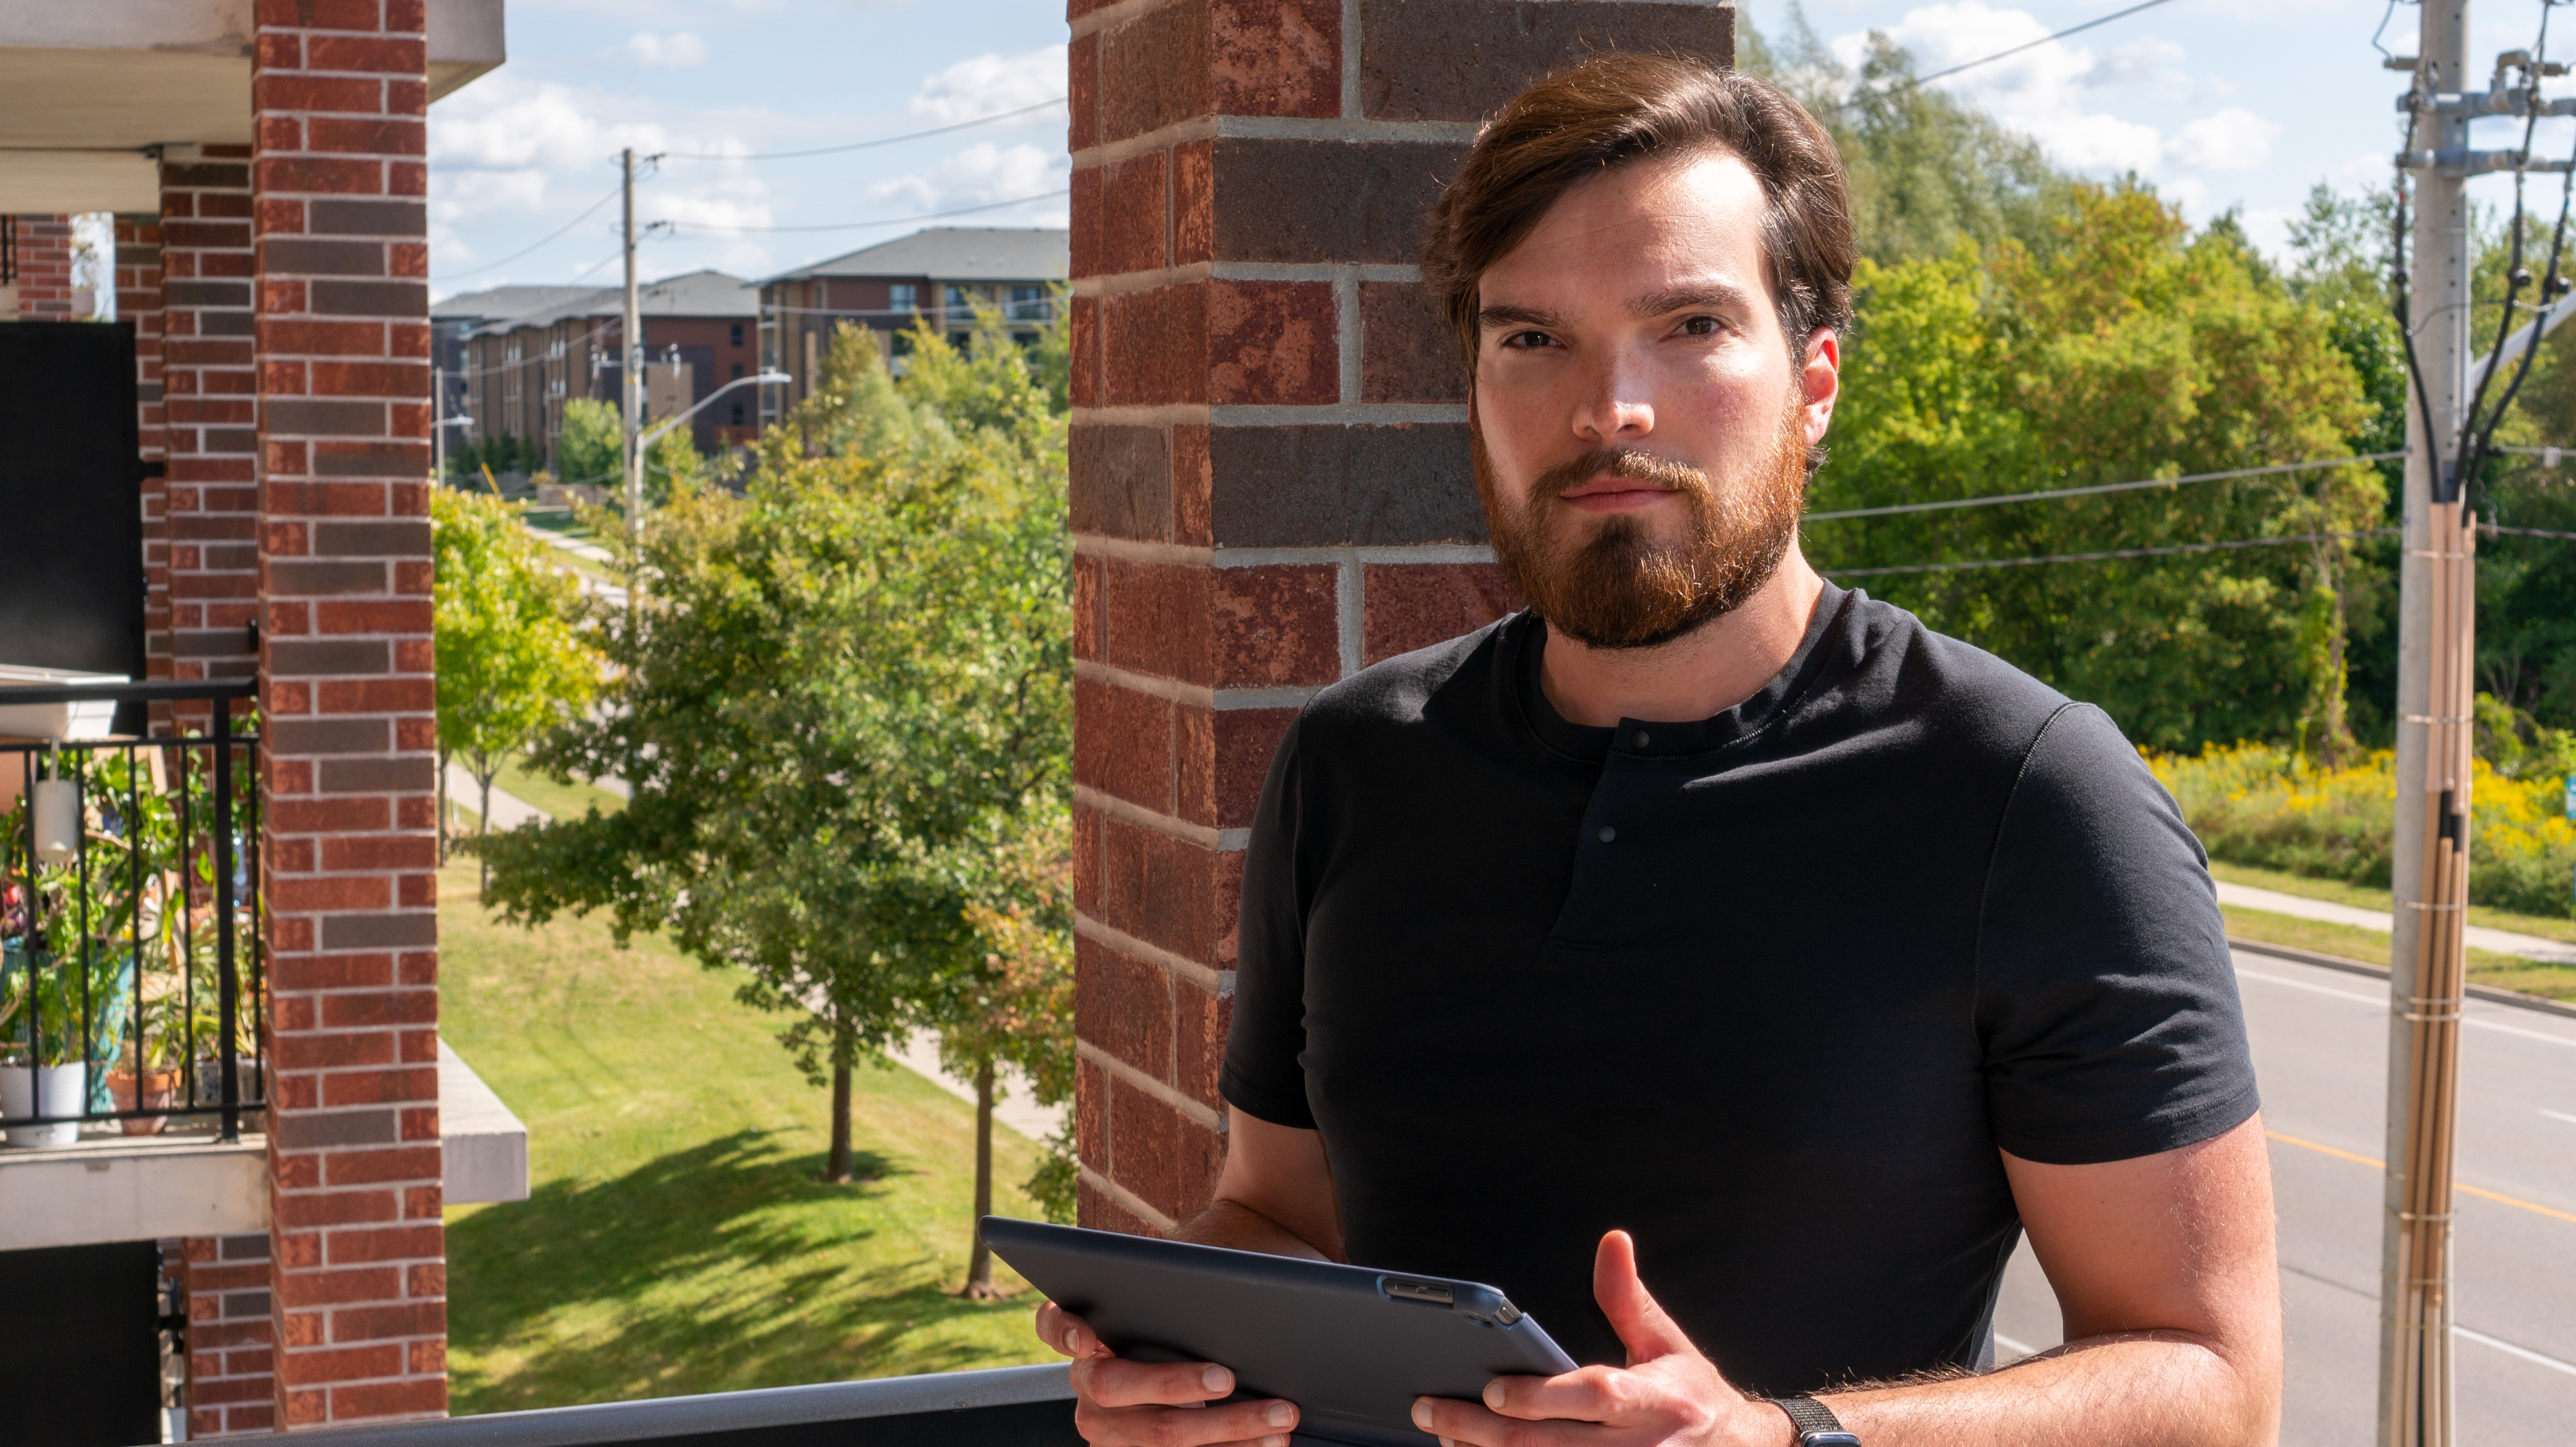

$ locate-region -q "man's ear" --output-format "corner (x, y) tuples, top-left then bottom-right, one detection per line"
(1801, 326), (1841, 446)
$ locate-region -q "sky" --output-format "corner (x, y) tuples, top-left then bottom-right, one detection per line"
(426, 0), (2576, 303)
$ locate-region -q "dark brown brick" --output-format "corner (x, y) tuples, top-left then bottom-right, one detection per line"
(1361, 280), (1467, 402)
(1100, 816), (1226, 962)
(1208, 280), (1335, 405)
(1101, 153), (1169, 276)
(167, 279), (253, 308)
(1108, 1076), (1224, 1221)
(263, 399), (385, 436)
(266, 717), (389, 755)
(1074, 677), (1175, 811)
(318, 912), (437, 949)
(1210, 138), (1467, 264)
(269, 639), (389, 675)
(310, 279), (427, 318)
(1077, 935), (1173, 1081)
(1363, 562), (1519, 664)
(1100, 0), (1212, 144)
(314, 519), (431, 557)
(1207, 424), (1483, 546)
(1070, 425), (1172, 541)
(271, 1108), (398, 1149)
(316, 755), (436, 794)
(269, 560), (389, 595)
(310, 199), (427, 237)
(1210, 565), (1339, 686)
(1176, 705), (1295, 828)
(1211, 0), (1340, 117)
(262, 237), (385, 276)
(314, 441), (427, 477)
(1103, 284), (1207, 406)
(1102, 559), (1210, 684)
(1173, 978), (1231, 1109)
(1358, 0), (1735, 121)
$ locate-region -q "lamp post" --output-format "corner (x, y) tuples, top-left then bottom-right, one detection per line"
(636, 370), (792, 452)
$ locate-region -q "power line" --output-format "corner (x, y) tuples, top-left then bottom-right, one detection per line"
(1802, 452), (2405, 522)
(1838, 0), (2178, 109)
(666, 189), (1072, 234)
(656, 98), (1067, 161)
(1820, 528), (2399, 579)
(437, 182), (625, 281)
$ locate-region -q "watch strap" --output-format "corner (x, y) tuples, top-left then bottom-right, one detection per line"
(1772, 1394), (1848, 1442)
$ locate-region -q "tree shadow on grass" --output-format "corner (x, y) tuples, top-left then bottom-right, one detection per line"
(449, 1129), (1038, 1412)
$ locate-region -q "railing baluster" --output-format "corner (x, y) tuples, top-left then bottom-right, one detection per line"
(214, 700), (238, 1144)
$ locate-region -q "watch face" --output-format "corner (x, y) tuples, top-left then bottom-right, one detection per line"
(1802, 1435), (1863, 1447)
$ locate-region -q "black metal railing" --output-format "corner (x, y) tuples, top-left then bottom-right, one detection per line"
(0, 679), (262, 1145)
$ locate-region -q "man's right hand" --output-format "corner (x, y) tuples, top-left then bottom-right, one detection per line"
(1036, 1301), (1302, 1447)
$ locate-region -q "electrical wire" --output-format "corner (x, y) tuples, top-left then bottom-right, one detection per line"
(2483, 521), (2576, 539)
(654, 99), (1068, 161)
(436, 182), (625, 282)
(664, 189), (1073, 235)
(1820, 529), (2401, 579)
(1837, 0), (2177, 109)
(1801, 452), (2404, 522)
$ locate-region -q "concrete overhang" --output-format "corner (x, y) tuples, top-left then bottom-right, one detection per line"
(441, 1038), (528, 1205)
(0, 0), (504, 215)
(0, 1133), (269, 1251)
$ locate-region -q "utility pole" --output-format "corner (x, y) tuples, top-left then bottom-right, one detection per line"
(621, 146), (645, 548)
(2384, 4), (2474, 1444)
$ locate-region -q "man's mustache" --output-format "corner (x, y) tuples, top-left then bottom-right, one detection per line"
(1533, 447), (1710, 499)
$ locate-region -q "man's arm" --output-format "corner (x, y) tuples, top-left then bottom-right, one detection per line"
(1034, 1108), (1344, 1447)
(1414, 1115), (2281, 1447)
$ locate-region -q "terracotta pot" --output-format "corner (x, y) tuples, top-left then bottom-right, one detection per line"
(108, 1067), (179, 1136)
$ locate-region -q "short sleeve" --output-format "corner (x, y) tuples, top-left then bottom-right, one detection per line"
(1220, 717), (1319, 1130)
(1975, 703), (2260, 1164)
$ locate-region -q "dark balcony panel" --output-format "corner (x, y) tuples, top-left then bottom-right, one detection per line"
(0, 1240), (163, 1447)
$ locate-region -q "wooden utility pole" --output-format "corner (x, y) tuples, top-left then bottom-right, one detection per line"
(2384, 5), (2474, 1443)
(621, 146), (644, 545)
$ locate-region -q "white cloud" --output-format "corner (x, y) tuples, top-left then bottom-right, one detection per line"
(909, 45), (1069, 125)
(2169, 109), (2281, 173)
(1834, 4), (2164, 173)
(2083, 37), (2187, 98)
(871, 142), (1069, 215)
(622, 31), (710, 68)
(2236, 207), (2296, 262)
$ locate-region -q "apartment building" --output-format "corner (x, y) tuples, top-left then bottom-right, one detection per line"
(757, 226), (1067, 422)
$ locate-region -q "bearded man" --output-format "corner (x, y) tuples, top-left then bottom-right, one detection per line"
(1035, 56), (2281, 1447)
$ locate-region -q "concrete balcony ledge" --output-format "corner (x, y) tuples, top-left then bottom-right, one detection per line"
(0, 1040), (524, 1251)
(277, 1363), (1077, 1447)
(0, 1130), (266, 1252)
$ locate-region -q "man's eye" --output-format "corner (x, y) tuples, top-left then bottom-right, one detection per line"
(1502, 331), (1558, 350)
(1678, 315), (1721, 337)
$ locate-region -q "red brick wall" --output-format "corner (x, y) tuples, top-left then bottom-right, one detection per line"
(9, 213), (79, 318)
(1067, 0), (1734, 1233)
(118, 214), (173, 694)
(185, 1233), (280, 1438)
(252, 0), (445, 1429)
(159, 146), (263, 726)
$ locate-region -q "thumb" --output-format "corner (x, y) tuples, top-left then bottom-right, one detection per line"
(1593, 1230), (1695, 1366)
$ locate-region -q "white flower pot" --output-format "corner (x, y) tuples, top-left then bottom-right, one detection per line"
(1, 1063), (88, 1146)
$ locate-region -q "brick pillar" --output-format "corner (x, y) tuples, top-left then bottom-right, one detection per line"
(252, 0), (446, 1429)
(8, 213), (79, 318)
(185, 1233), (280, 1438)
(1066, 0), (1734, 1234)
(118, 213), (173, 690)
(159, 146), (263, 728)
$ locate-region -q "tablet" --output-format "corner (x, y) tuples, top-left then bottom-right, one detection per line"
(981, 1216), (1579, 1447)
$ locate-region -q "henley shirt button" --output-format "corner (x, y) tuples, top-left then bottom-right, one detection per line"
(1597, 826), (1616, 843)
(1632, 731), (1651, 748)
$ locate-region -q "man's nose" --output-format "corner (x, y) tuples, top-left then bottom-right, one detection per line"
(1571, 349), (1655, 444)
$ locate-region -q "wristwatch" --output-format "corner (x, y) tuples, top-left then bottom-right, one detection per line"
(1770, 1394), (1861, 1446)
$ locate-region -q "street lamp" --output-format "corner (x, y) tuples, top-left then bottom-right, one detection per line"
(637, 370), (792, 451)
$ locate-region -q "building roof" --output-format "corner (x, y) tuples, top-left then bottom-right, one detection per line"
(432, 284), (598, 323)
(760, 227), (1070, 287)
(459, 269), (761, 337)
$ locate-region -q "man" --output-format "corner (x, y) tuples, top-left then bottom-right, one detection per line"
(1037, 56), (2280, 1447)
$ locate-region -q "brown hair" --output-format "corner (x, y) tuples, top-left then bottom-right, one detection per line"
(1422, 53), (1855, 375)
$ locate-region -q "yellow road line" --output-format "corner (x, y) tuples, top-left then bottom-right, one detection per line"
(2265, 1130), (2576, 1226)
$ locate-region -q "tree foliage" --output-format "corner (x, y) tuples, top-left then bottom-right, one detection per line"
(431, 487), (599, 879)
(480, 310), (1074, 1214)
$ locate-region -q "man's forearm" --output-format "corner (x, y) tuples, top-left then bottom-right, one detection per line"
(1818, 1331), (2277, 1447)
(1171, 1198), (1341, 1262)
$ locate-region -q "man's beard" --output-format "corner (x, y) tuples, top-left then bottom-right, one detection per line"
(1476, 399), (1810, 651)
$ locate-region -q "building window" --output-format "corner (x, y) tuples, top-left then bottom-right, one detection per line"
(949, 332), (972, 350)
(945, 284), (974, 311)
(549, 337), (565, 359)
(731, 361), (744, 381)
(1009, 284), (1050, 322)
(889, 283), (917, 312)
(731, 402), (745, 426)
(731, 322), (744, 347)
(506, 340), (521, 363)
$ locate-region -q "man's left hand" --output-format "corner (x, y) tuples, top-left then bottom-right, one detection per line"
(1410, 1231), (1787, 1447)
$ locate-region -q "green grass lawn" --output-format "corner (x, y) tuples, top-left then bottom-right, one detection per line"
(2217, 900), (2576, 1003)
(2206, 859), (2576, 945)
(438, 860), (1056, 1413)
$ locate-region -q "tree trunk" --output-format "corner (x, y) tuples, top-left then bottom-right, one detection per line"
(965, 1056), (999, 1299)
(475, 759), (497, 894)
(823, 1016), (855, 1183)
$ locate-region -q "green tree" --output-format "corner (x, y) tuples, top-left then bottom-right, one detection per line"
(1810, 183), (2381, 755)
(554, 397), (623, 489)
(432, 487), (600, 887)
(481, 317), (1072, 1202)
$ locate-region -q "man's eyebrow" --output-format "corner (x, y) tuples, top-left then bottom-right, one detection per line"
(1628, 283), (1755, 319)
(1478, 303), (1564, 331)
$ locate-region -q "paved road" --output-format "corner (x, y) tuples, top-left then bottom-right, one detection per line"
(1992, 947), (2576, 1442)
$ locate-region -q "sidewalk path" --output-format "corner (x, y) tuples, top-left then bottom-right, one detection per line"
(444, 761), (549, 830)
(888, 1032), (1068, 1145)
(2213, 879), (2576, 966)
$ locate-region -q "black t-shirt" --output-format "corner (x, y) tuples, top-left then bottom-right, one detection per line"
(1221, 585), (2259, 1395)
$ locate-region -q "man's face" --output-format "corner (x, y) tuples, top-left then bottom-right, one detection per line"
(1471, 148), (1839, 650)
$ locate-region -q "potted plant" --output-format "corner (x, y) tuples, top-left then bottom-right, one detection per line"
(0, 931), (130, 1146)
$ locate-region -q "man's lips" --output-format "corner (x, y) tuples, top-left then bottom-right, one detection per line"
(1555, 476), (1678, 511)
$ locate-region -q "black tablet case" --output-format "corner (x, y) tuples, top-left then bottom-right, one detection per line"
(982, 1217), (1578, 1447)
